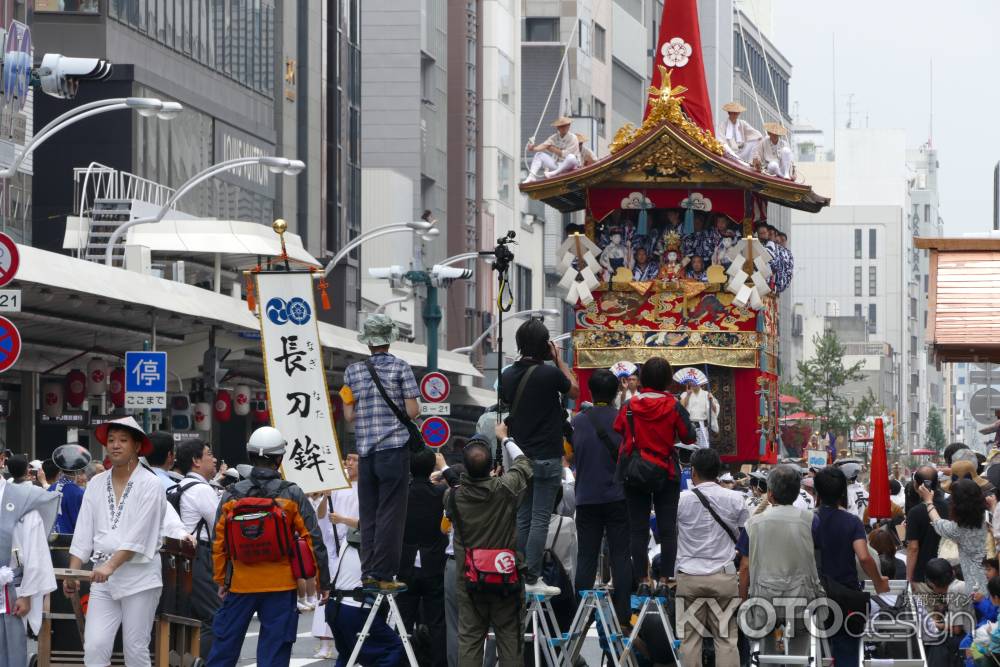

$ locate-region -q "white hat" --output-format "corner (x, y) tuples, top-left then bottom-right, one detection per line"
(719, 473), (735, 483)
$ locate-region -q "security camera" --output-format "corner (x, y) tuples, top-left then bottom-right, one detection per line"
(37, 53), (113, 99)
(368, 265), (405, 280)
(431, 265), (473, 280)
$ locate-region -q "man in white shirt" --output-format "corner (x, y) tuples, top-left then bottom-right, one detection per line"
(675, 448), (748, 666)
(719, 101), (762, 163)
(172, 438), (222, 657)
(752, 123), (794, 179)
(525, 116), (580, 182)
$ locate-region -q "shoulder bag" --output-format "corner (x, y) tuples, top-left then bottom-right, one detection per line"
(813, 509), (870, 635)
(691, 487), (737, 543)
(584, 408), (620, 462)
(365, 359), (424, 453)
(449, 492), (520, 596)
(617, 400), (670, 493)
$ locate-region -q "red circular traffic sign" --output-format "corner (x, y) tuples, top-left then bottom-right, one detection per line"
(419, 372), (450, 403)
(0, 233), (19, 288)
(0, 316), (21, 373)
(420, 416), (451, 448)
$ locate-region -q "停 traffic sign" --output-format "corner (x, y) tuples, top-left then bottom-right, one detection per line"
(421, 416), (451, 448)
(420, 372), (450, 403)
(0, 316), (20, 373)
(125, 351), (168, 409)
(0, 233), (19, 288)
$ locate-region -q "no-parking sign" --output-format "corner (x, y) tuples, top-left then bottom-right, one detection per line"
(0, 233), (19, 287)
(0, 316), (21, 373)
(421, 416), (451, 448)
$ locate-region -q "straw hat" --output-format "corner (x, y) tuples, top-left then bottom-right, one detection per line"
(94, 416), (154, 457)
(763, 122), (787, 136)
(942, 459), (992, 492)
(551, 116), (572, 128)
(722, 101), (746, 113)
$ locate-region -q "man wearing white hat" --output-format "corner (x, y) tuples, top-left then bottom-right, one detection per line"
(719, 102), (762, 163)
(752, 122), (794, 179)
(524, 116), (580, 182)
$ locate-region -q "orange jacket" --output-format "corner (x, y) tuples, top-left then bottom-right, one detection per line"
(212, 471), (329, 594)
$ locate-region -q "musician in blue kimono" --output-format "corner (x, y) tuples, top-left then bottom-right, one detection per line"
(632, 247), (660, 281)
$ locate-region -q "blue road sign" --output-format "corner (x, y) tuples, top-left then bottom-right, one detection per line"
(420, 416), (451, 448)
(125, 351), (168, 409)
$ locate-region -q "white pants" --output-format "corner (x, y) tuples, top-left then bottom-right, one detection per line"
(725, 139), (759, 163)
(528, 152), (556, 177)
(84, 586), (160, 667)
(765, 146), (794, 179)
(545, 153), (580, 177)
(311, 602), (332, 639)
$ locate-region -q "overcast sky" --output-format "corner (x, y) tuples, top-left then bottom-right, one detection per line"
(769, 0), (1000, 234)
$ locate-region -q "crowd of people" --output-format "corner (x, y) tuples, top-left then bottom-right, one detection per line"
(5, 312), (1000, 667)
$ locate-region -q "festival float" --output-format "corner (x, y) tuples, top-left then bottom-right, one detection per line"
(521, 0), (828, 463)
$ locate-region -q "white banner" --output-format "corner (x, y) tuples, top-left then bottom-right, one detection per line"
(257, 272), (349, 493)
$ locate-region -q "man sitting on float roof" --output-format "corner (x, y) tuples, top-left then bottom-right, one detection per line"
(752, 123), (794, 180)
(719, 101), (762, 163)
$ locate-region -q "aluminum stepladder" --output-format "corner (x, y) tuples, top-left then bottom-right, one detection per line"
(343, 589), (420, 667)
(563, 587), (634, 667)
(750, 606), (823, 666)
(619, 593), (681, 666)
(854, 579), (926, 667)
(524, 591), (569, 667)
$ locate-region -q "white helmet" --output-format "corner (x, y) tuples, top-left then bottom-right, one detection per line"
(247, 426), (287, 457)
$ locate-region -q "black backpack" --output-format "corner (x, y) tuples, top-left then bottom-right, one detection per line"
(166, 477), (210, 541)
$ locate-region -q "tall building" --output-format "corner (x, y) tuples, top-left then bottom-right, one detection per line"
(791, 128), (942, 450)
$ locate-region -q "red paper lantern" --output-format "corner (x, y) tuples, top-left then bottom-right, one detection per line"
(194, 402), (212, 432)
(66, 369), (86, 407)
(214, 389), (233, 423)
(109, 367), (126, 408)
(87, 357), (108, 396)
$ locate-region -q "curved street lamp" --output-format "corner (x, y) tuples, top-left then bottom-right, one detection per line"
(451, 308), (561, 354)
(323, 220), (436, 277)
(104, 156), (306, 265)
(1, 97), (182, 178)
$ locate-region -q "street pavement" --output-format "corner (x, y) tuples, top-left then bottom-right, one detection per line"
(236, 607), (605, 666)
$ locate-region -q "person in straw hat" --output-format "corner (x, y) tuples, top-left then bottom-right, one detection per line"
(752, 122), (794, 179)
(524, 115), (581, 182)
(65, 416), (170, 667)
(340, 313), (420, 592)
(719, 101), (762, 162)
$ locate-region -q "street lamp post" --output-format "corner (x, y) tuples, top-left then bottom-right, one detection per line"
(1, 97), (182, 178)
(105, 156), (306, 265)
(323, 221), (437, 277)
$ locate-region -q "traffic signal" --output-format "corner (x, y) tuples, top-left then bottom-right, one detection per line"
(200, 347), (231, 392)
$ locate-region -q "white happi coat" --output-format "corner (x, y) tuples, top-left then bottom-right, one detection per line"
(0, 478), (56, 636)
(721, 118), (762, 162)
(70, 465), (167, 600)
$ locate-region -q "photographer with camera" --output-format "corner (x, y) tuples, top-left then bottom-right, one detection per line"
(500, 319), (578, 596)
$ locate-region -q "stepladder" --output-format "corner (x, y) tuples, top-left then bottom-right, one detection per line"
(343, 589), (420, 667)
(524, 591), (569, 667)
(620, 594), (681, 666)
(563, 588), (635, 667)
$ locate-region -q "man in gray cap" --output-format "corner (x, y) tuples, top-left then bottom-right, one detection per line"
(339, 313), (420, 591)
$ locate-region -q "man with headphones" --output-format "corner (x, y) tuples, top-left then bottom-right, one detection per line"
(905, 465), (950, 583)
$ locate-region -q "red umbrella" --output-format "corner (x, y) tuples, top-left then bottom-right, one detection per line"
(779, 394), (800, 405)
(868, 418), (891, 519)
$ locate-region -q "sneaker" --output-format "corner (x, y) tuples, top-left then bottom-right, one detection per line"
(313, 647), (334, 659)
(636, 582), (652, 598)
(296, 599), (314, 612)
(525, 580), (561, 598)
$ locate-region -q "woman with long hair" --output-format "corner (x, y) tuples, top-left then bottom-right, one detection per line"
(918, 478), (991, 595)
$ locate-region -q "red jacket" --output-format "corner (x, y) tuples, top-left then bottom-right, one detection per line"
(614, 390), (695, 480)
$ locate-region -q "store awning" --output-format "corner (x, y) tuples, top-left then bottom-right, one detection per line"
(9, 245), (481, 378)
(63, 216), (320, 267)
(915, 237), (1000, 363)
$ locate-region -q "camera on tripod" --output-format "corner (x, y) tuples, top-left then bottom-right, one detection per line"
(492, 231), (516, 275)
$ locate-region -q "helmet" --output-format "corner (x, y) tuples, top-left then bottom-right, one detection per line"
(836, 461), (862, 482)
(247, 426), (287, 457)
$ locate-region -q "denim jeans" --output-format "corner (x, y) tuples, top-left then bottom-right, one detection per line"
(516, 457), (563, 582)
